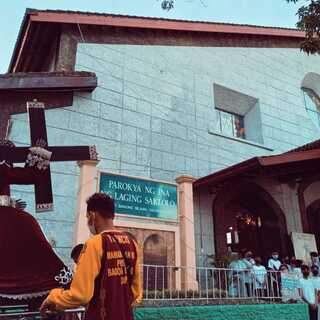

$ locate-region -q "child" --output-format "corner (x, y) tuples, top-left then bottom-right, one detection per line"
(71, 244), (84, 265)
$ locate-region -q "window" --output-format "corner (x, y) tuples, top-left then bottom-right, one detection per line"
(213, 84), (263, 144)
(302, 87), (320, 127)
(216, 109), (245, 139)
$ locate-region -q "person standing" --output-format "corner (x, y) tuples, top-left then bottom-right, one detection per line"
(310, 265), (320, 320)
(310, 252), (320, 269)
(268, 251), (281, 271)
(267, 251), (281, 297)
(240, 251), (255, 297)
(310, 265), (320, 290)
(299, 265), (317, 320)
(252, 257), (267, 297)
(282, 256), (291, 271)
(40, 193), (142, 320)
(228, 252), (247, 297)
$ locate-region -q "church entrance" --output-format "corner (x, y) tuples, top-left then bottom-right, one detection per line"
(213, 180), (289, 263)
(143, 234), (168, 291)
(307, 199), (320, 251)
(234, 205), (282, 262)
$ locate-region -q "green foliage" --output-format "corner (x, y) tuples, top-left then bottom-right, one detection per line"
(158, 0), (207, 11)
(287, 0), (320, 54)
(159, 0), (174, 11)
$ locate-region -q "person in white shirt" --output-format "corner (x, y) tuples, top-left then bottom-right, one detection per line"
(268, 251), (281, 297)
(240, 251), (255, 297)
(299, 265), (317, 320)
(291, 258), (303, 278)
(310, 265), (320, 320)
(228, 253), (243, 297)
(268, 251), (281, 271)
(228, 250), (254, 297)
(311, 265), (320, 290)
(252, 257), (267, 297)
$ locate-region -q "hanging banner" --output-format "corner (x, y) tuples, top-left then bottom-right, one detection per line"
(291, 232), (317, 262)
(99, 172), (178, 220)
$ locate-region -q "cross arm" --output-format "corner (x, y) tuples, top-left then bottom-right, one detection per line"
(0, 145), (98, 163)
(0, 146), (29, 163)
(7, 166), (38, 185)
(48, 146), (98, 162)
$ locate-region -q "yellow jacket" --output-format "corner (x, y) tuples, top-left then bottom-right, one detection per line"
(46, 232), (142, 310)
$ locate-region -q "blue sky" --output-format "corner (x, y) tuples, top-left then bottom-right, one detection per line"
(0, 0), (302, 73)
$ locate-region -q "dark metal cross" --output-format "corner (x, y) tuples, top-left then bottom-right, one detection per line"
(0, 100), (98, 212)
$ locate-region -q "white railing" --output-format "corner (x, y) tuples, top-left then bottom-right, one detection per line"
(0, 265), (302, 319)
(142, 264), (299, 302)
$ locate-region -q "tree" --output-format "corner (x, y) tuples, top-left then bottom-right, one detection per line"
(159, 0), (174, 11)
(287, 0), (320, 54)
(158, 0), (207, 11)
(161, 0), (174, 11)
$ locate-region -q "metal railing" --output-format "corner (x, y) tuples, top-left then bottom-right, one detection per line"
(0, 265), (302, 319)
(142, 264), (300, 302)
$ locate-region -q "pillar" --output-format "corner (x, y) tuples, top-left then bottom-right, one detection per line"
(175, 175), (198, 290)
(74, 160), (99, 245)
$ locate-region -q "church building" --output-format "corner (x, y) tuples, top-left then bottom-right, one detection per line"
(2, 9), (320, 281)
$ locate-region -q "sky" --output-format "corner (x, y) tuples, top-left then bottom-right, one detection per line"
(0, 0), (302, 73)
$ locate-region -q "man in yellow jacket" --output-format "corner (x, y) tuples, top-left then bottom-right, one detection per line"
(40, 193), (142, 320)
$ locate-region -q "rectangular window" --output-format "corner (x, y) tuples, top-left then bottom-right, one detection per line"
(216, 109), (245, 139)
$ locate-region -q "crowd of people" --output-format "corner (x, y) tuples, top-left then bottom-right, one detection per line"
(228, 250), (320, 320)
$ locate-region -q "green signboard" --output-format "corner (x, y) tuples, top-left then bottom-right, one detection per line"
(99, 172), (178, 220)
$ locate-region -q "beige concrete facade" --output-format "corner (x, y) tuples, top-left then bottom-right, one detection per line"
(73, 163), (202, 290)
(74, 160), (100, 244)
(176, 175), (198, 290)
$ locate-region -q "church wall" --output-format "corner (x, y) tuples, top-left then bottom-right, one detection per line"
(304, 181), (320, 208)
(254, 177), (303, 234)
(8, 43), (320, 264)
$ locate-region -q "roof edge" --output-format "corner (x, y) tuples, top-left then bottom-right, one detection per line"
(193, 157), (261, 189)
(9, 8), (305, 73)
(0, 71), (97, 92)
(29, 9), (304, 38)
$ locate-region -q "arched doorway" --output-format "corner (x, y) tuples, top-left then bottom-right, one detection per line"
(213, 180), (289, 263)
(143, 234), (168, 291)
(307, 199), (320, 251)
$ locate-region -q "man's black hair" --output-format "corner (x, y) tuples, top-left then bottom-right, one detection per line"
(71, 243), (84, 262)
(86, 193), (115, 219)
(310, 252), (318, 257)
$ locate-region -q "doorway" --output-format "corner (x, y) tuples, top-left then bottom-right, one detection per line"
(307, 199), (320, 251)
(213, 180), (288, 263)
(143, 234), (168, 291)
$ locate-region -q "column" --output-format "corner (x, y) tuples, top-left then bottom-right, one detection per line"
(175, 175), (198, 290)
(74, 160), (99, 245)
